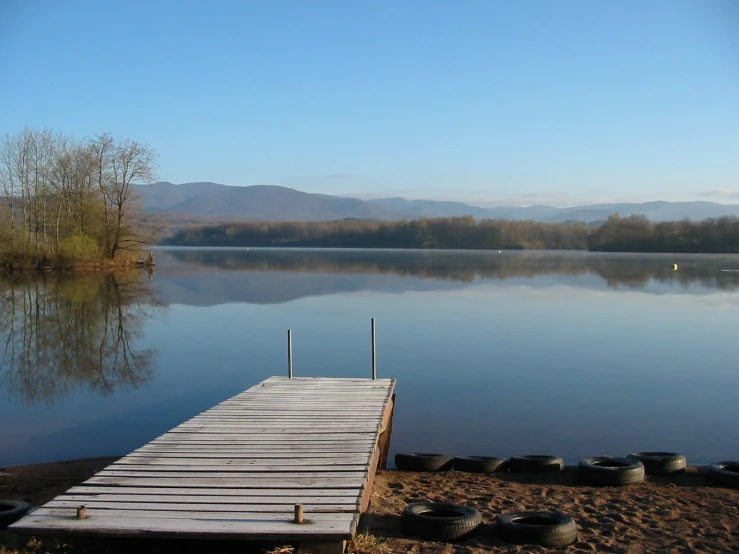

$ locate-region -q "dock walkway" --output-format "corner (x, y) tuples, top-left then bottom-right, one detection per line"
(11, 376), (396, 552)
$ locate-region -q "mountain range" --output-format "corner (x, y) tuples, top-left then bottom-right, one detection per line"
(135, 182), (739, 224)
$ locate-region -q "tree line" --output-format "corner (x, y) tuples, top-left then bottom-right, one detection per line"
(587, 214), (739, 253)
(0, 127), (157, 270)
(164, 214), (739, 253)
(165, 216), (591, 250)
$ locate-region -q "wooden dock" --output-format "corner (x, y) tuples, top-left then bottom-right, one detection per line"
(10, 376), (396, 552)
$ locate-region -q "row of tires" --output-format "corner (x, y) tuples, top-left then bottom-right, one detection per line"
(402, 503), (577, 547)
(394, 452), (739, 487)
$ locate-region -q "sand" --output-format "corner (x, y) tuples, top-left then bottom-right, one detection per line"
(1, 459), (738, 553)
(364, 466), (739, 553)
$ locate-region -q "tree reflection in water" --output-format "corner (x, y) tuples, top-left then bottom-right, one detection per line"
(0, 271), (161, 406)
(164, 249), (739, 291)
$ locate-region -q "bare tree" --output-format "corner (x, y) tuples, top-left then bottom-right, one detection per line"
(0, 128), (159, 269)
(104, 138), (157, 259)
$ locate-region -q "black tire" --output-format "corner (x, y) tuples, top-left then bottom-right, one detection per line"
(401, 502), (483, 541)
(0, 500), (31, 528)
(627, 452), (687, 475)
(496, 511), (578, 547)
(509, 455), (564, 473)
(394, 453), (453, 472)
(453, 456), (507, 473)
(707, 461), (739, 488)
(578, 456), (645, 486)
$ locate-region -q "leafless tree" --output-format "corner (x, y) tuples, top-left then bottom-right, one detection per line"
(0, 128), (158, 268)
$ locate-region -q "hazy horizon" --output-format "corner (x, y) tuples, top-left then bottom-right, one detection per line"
(145, 179), (739, 210)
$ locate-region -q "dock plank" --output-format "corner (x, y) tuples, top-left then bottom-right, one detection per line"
(95, 470), (368, 479)
(115, 457), (369, 471)
(67, 486), (362, 498)
(56, 494), (360, 506)
(15, 513), (357, 540)
(46, 500), (358, 513)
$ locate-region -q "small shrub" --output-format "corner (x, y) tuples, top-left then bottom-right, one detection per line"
(57, 235), (101, 264)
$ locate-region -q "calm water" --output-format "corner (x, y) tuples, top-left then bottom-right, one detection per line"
(2, 248), (739, 467)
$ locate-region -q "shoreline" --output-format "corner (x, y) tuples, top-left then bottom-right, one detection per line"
(2, 457), (738, 553)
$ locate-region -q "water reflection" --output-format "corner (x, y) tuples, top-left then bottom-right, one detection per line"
(155, 248), (739, 306)
(0, 272), (161, 406)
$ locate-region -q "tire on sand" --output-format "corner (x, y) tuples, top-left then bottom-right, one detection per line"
(509, 455), (564, 473)
(453, 456), (507, 473)
(496, 511), (577, 547)
(401, 502), (483, 541)
(0, 500), (31, 528)
(395, 453), (453, 472)
(578, 456), (645, 486)
(627, 452), (687, 475)
(707, 461), (739, 488)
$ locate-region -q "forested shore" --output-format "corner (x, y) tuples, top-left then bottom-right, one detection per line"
(0, 127), (157, 271)
(164, 214), (739, 253)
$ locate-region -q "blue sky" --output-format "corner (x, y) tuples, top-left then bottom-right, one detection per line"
(1, 0), (738, 206)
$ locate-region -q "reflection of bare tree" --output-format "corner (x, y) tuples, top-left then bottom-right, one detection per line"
(0, 271), (162, 405)
(163, 249), (739, 291)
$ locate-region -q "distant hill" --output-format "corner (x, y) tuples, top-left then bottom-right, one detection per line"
(367, 197), (497, 219)
(135, 182), (739, 223)
(367, 197), (564, 221)
(136, 181), (233, 212)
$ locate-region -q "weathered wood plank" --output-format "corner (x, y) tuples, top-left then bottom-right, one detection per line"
(135, 441), (372, 450)
(142, 444), (374, 450)
(115, 459), (370, 468)
(238, 383), (390, 386)
(148, 437), (376, 443)
(44, 499), (357, 517)
(12, 513), (356, 540)
(46, 500), (357, 513)
(96, 470), (367, 479)
(189, 415), (381, 419)
(172, 427), (380, 433)
(84, 476), (363, 488)
(114, 458), (369, 473)
(149, 437), (376, 443)
(120, 451), (369, 467)
(28, 507), (354, 523)
(141, 441), (374, 448)
(207, 409), (384, 413)
(126, 453), (372, 459)
(174, 423), (380, 429)
(162, 432), (377, 438)
(67, 486), (361, 498)
(178, 417), (381, 423)
(218, 400), (387, 403)
(56, 494), (359, 506)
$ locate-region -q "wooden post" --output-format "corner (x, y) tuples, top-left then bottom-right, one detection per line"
(287, 330), (293, 378)
(294, 504), (304, 523)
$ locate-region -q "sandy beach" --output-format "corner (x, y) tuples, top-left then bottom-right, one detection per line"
(366, 466), (739, 553)
(1, 459), (738, 553)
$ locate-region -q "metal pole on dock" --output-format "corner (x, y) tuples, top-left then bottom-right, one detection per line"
(287, 329), (293, 378)
(371, 318), (377, 380)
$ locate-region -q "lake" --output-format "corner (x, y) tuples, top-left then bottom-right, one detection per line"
(2, 248), (738, 467)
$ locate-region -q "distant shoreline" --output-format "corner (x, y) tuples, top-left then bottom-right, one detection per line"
(161, 214), (739, 254)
